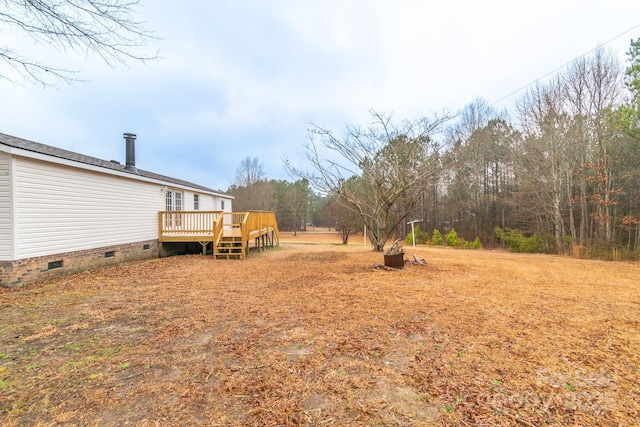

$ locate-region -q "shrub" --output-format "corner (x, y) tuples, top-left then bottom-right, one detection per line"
(495, 227), (548, 253)
(445, 228), (465, 247)
(431, 229), (444, 245)
(520, 234), (547, 253)
(405, 225), (427, 245)
(468, 236), (482, 249)
(404, 232), (413, 245)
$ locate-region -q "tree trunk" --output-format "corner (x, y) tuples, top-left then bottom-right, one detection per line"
(553, 194), (564, 254)
(579, 174), (588, 247)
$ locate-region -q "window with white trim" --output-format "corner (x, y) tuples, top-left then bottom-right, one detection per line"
(221, 200), (225, 210)
(194, 194), (199, 210)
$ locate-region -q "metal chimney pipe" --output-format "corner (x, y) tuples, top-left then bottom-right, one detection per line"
(123, 133), (138, 174)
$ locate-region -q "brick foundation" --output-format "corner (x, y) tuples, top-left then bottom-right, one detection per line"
(0, 240), (159, 288)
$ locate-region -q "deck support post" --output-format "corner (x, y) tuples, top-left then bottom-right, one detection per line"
(199, 241), (208, 255)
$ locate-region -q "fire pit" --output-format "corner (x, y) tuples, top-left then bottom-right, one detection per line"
(383, 239), (404, 268)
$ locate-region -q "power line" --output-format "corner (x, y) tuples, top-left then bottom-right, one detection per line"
(490, 23), (640, 107)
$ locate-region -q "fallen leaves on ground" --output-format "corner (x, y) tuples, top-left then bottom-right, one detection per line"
(1, 231), (639, 426)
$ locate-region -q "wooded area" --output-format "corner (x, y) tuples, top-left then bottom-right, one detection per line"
(231, 42), (640, 259)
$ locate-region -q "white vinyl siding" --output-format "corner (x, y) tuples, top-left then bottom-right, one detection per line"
(181, 191), (216, 211)
(0, 152), (12, 260)
(198, 194), (215, 210)
(13, 157), (164, 259)
(219, 198), (231, 212)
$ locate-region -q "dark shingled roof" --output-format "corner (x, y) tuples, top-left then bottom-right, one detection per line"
(0, 132), (229, 196)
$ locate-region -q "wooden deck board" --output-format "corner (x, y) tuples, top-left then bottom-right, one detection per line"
(222, 228), (242, 238)
(248, 226), (276, 239)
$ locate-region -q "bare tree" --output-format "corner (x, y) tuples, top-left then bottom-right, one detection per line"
(517, 77), (575, 253)
(233, 157), (266, 188)
(446, 97), (498, 144)
(228, 157), (272, 212)
(228, 180), (276, 212)
(584, 48), (623, 245)
(562, 47), (623, 248)
(284, 179), (310, 236)
(287, 111), (448, 252)
(322, 179), (361, 244)
(562, 54), (592, 247)
(0, 0), (157, 85)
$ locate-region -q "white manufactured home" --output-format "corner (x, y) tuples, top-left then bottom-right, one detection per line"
(0, 132), (236, 287)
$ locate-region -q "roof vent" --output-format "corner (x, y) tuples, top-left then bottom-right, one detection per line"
(123, 133), (138, 174)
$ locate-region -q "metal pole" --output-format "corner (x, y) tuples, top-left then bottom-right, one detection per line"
(411, 221), (416, 249)
(364, 225), (367, 249)
(406, 219), (423, 249)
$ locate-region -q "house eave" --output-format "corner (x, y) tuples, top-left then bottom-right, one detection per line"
(0, 136), (233, 199)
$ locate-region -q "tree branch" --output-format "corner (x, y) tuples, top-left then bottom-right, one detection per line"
(1, 0), (158, 85)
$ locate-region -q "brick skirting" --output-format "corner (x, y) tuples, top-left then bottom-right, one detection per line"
(0, 240), (159, 288)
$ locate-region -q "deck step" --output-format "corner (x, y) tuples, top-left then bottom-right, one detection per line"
(214, 237), (245, 259)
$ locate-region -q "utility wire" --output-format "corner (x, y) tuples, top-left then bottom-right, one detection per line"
(490, 23), (640, 107)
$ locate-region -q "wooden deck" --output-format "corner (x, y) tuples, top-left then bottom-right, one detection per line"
(158, 211), (280, 259)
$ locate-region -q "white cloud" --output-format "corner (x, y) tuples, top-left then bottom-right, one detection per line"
(2, 0), (639, 189)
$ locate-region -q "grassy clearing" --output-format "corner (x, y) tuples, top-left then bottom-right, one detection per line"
(1, 232), (639, 425)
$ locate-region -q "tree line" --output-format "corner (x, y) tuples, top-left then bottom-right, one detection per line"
(436, 44), (640, 259)
(232, 41), (640, 259)
(227, 157), (313, 235)
(6, 2), (638, 258)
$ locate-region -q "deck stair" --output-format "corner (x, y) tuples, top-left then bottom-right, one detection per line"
(214, 224), (244, 259)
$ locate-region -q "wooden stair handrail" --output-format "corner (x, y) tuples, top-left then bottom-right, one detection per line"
(213, 212), (224, 248)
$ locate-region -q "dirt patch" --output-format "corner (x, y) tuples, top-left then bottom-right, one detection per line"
(1, 231), (639, 425)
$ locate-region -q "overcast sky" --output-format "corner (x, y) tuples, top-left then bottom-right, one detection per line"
(1, 0), (639, 191)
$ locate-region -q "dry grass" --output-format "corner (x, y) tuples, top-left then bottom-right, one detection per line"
(1, 231), (639, 426)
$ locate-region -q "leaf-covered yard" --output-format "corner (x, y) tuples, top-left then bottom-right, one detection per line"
(1, 232), (639, 426)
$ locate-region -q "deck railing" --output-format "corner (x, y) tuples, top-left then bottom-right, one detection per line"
(158, 211), (221, 237)
(159, 211), (222, 234)
(213, 213), (224, 248)
(242, 211), (280, 245)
